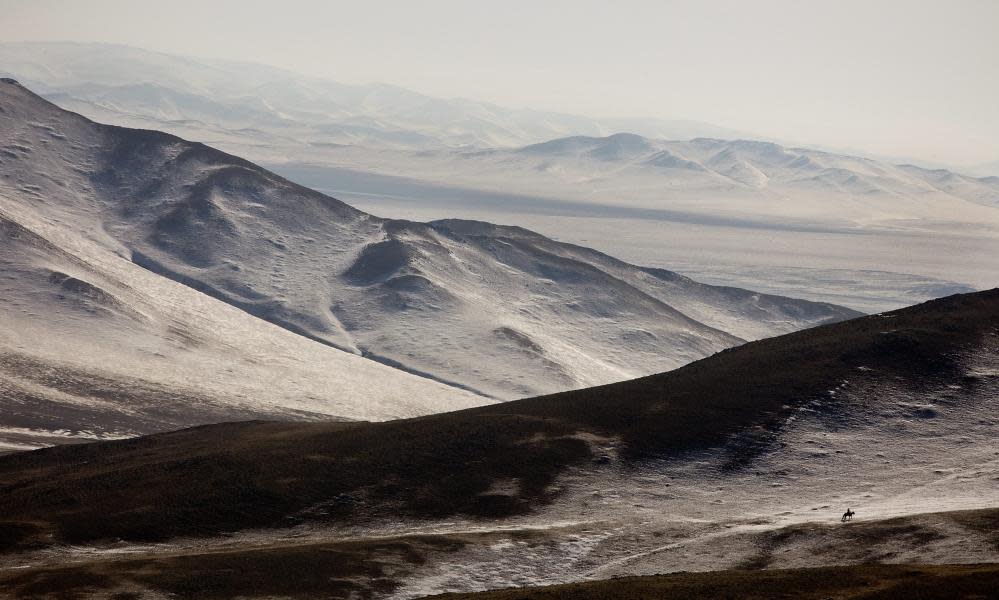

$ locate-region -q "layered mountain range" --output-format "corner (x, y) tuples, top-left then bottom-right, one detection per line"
(514, 133), (999, 207)
(0, 79), (856, 449)
(5, 42), (997, 317)
(0, 45), (997, 600)
(269, 131), (999, 314)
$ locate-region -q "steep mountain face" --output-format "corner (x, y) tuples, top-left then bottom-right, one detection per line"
(0, 208), (485, 451)
(0, 80), (857, 403)
(0, 42), (745, 151)
(0, 87), (487, 450)
(0, 289), (995, 598)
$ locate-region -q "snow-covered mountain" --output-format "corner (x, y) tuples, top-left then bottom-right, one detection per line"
(6, 43), (994, 316)
(0, 79), (856, 428)
(0, 42), (745, 151)
(0, 80), (490, 451)
(441, 133), (999, 213)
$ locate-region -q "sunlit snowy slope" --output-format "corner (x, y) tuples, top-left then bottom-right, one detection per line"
(0, 81), (490, 451)
(0, 80), (857, 409)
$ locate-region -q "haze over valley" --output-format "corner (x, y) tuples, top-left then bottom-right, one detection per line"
(4, 42), (995, 313)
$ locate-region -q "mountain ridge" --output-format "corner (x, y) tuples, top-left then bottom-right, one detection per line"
(0, 79), (858, 409)
(0, 41), (747, 150)
(514, 133), (999, 206)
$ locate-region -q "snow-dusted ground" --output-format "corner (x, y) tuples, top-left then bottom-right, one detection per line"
(4, 334), (996, 597)
(0, 200), (487, 450)
(384, 337), (999, 596)
(0, 83), (491, 449)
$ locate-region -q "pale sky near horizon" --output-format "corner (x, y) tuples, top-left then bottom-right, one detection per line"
(1, 0), (996, 166)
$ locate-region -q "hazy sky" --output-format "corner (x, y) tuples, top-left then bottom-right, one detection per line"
(2, 0), (997, 165)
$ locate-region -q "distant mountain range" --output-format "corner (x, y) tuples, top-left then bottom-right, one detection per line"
(0, 41), (747, 150)
(6, 41), (993, 178)
(509, 133), (999, 208)
(1, 46), (997, 598)
(265, 130), (999, 262)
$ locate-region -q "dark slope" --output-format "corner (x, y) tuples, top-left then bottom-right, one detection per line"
(429, 563), (999, 600)
(0, 289), (995, 551)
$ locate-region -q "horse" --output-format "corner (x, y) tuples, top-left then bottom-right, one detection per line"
(841, 508), (855, 522)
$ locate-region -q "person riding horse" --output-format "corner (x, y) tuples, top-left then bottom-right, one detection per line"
(841, 508), (855, 522)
